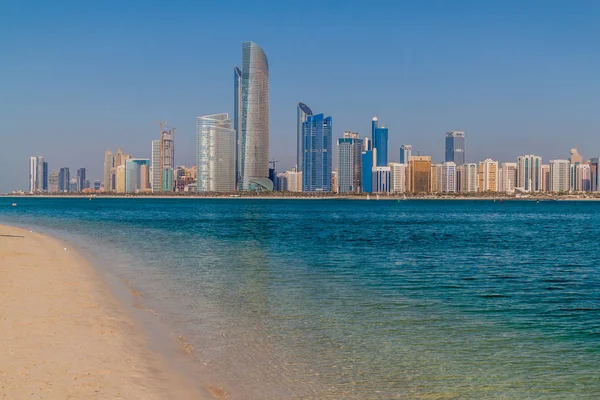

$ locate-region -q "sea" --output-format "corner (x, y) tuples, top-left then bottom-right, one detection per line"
(1, 198), (599, 399)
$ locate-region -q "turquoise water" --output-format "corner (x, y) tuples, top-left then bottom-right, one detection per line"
(1, 198), (599, 399)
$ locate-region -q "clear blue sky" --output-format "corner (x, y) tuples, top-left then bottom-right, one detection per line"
(1, 0), (599, 192)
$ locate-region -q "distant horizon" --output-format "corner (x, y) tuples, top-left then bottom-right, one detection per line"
(2, 1), (599, 192)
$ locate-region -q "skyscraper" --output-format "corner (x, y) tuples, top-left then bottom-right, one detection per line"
(157, 124), (175, 192)
(431, 164), (442, 193)
(361, 149), (375, 193)
(549, 160), (570, 193)
(42, 161), (48, 192)
(399, 145), (412, 164)
(541, 164), (550, 191)
(517, 154), (542, 192)
(459, 163), (478, 193)
(569, 148), (582, 191)
(373, 166), (390, 193)
(125, 159), (151, 193)
(576, 164), (591, 192)
(371, 117), (389, 167)
(441, 162), (457, 193)
(103, 149), (113, 192)
(590, 158), (599, 192)
(501, 162), (518, 193)
(29, 156), (39, 192)
(48, 171), (59, 193)
(410, 156), (432, 193)
(151, 140), (160, 192)
(58, 167), (70, 193)
(337, 131), (362, 193)
(236, 41), (270, 190)
(297, 102), (313, 172)
(445, 131), (465, 165)
(196, 113), (236, 192)
(234, 66), (242, 186)
(389, 163), (408, 193)
(478, 159), (498, 192)
(77, 168), (86, 192)
(302, 114), (332, 192)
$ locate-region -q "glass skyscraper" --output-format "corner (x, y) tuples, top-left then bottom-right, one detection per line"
(361, 150), (374, 193)
(399, 144), (412, 164)
(77, 168), (86, 192)
(297, 102), (313, 172)
(235, 41), (270, 190)
(445, 131), (465, 165)
(371, 117), (388, 167)
(125, 159), (150, 193)
(337, 131), (362, 193)
(302, 114), (332, 192)
(151, 140), (160, 192)
(196, 113), (236, 192)
(58, 167), (70, 193)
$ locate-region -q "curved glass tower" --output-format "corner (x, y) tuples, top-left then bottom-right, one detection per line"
(297, 102), (313, 172)
(236, 41), (269, 190)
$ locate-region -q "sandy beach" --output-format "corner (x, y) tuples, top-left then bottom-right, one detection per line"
(0, 225), (206, 399)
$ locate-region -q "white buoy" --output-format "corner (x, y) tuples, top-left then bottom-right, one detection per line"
(12, 203), (17, 207)
(64, 248), (67, 251)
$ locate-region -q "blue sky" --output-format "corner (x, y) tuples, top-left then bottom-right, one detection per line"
(1, 0), (599, 192)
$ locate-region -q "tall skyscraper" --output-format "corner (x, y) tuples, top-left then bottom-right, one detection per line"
(371, 117), (389, 167)
(196, 113), (236, 192)
(361, 149), (375, 193)
(441, 162), (457, 193)
(236, 41), (270, 190)
(478, 159), (498, 192)
(445, 131), (465, 165)
(77, 168), (86, 192)
(569, 148), (583, 191)
(431, 164), (443, 193)
(541, 164), (550, 191)
(297, 102), (313, 172)
(42, 161), (48, 192)
(151, 140), (160, 192)
(157, 123), (175, 192)
(549, 160), (570, 193)
(373, 166), (390, 193)
(410, 156), (432, 193)
(48, 171), (59, 193)
(29, 156), (39, 192)
(590, 158), (599, 192)
(389, 163), (408, 193)
(399, 145), (412, 164)
(234, 66), (242, 186)
(459, 163), (478, 193)
(517, 154), (542, 192)
(302, 114), (332, 192)
(58, 167), (70, 193)
(501, 162), (518, 193)
(125, 159), (151, 193)
(576, 164), (591, 192)
(103, 149), (113, 192)
(337, 131), (362, 193)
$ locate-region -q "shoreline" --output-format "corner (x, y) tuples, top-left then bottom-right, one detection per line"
(0, 224), (213, 399)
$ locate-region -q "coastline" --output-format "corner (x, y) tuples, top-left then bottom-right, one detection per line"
(0, 224), (210, 399)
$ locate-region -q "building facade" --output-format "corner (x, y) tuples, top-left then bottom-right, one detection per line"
(431, 164), (443, 193)
(500, 162), (517, 193)
(372, 117), (389, 167)
(58, 167), (70, 193)
(445, 131), (465, 165)
(77, 168), (86, 192)
(576, 164), (591, 192)
(549, 159), (570, 193)
(478, 159), (498, 192)
(399, 144), (412, 164)
(297, 102), (313, 172)
(389, 163), (407, 194)
(361, 149), (375, 193)
(302, 114), (332, 192)
(441, 162), (457, 193)
(410, 156), (432, 193)
(541, 164), (550, 191)
(373, 166), (390, 193)
(103, 149), (113, 192)
(459, 163), (478, 193)
(196, 113), (236, 192)
(124, 159), (150, 193)
(337, 131), (362, 193)
(517, 154), (543, 192)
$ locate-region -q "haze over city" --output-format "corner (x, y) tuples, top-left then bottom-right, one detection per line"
(2, 0), (599, 193)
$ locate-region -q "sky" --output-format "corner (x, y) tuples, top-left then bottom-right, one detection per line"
(1, 0), (599, 192)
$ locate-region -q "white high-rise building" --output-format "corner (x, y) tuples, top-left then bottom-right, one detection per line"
(576, 164), (592, 192)
(373, 166), (390, 193)
(478, 159), (498, 192)
(337, 131), (362, 193)
(549, 160), (570, 193)
(151, 140), (160, 192)
(196, 114), (236, 192)
(501, 162), (518, 193)
(285, 169), (302, 192)
(459, 163), (478, 193)
(517, 154), (543, 192)
(389, 163), (407, 194)
(441, 162), (457, 193)
(29, 156), (38, 193)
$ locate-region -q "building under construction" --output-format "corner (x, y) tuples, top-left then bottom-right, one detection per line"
(152, 122), (175, 192)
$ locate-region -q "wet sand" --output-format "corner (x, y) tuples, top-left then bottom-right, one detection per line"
(0, 225), (207, 399)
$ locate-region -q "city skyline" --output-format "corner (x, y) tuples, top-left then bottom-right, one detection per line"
(3, 2), (600, 192)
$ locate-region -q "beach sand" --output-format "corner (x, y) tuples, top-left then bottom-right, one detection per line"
(0, 225), (206, 399)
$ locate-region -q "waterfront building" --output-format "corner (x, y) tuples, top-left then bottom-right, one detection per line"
(399, 144), (412, 164)
(156, 124), (175, 192)
(569, 148), (582, 191)
(297, 102), (313, 172)
(69, 179), (77, 193)
(372, 117), (389, 167)
(373, 166), (390, 193)
(576, 164), (591, 192)
(590, 158), (599, 192)
(285, 169), (302, 192)
(196, 113), (236, 192)
(445, 131), (465, 165)
(517, 154), (542, 192)
(363, 137), (372, 152)
(302, 114), (332, 192)
(410, 156), (431, 193)
(115, 165), (126, 193)
(478, 159), (498, 192)
(58, 167), (70, 192)
(337, 131), (362, 193)
(103, 149), (113, 192)
(151, 140), (160, 192)
(48, 171), (59, 193)
(441, 162), (457, 193)
(389, 163), (407, 194)
(276, 172), (287, 191)
(77, 168), (86, 192)
(361, 149), (376, 193)
(124, 159), (150, 193)
(541, 164), (550, 191)
(458, 163), (478, 193)
(93, 180), (101, 191)
(431, 164), (442, 193)
(500, 162), (517, 193)
(236, 41), (270, 190)
(29, 156), (39, 192)
(331, 171), (338, 193)
(549, 160), (570, 193)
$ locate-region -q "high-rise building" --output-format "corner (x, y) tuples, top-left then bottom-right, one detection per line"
(48, 171), (59, 193)
(431, 164), (442, 193)
(590, 158), (599, 192)
(236, 41), (270, 190)
(445, 131), (465, 165)
(234, 66), (242, 185)
(151, 140), (160, 192)
(337, 131), (362, 193)
(478, 159), (498, 192)
(441, 162), (457, 193)
(373, 166), (390, 193)
(302, 114), (332, 192)
(410, 156), (431, 193)
(389, 163), (407, 194)
(361, 149), (376, 193)
(196, 113), (236, 192)
(156, 124), (175, 192)
(517, 154), (542, 192)
(500, 162), (517, 193)
(541, 164), (550, 191)
(576, 164), (591, 192)
(399, 145), (412, 164)
(115, 165), (126, 193)
(297, 102), (313, 172)
(125, 159), (150, 193)
(103, 149), (113, 192)
(331, 171), (338, 194)
(29, 156), (39, 192)
(549, 160), (570, 193)
(42, 161), (48, 192)
(58, 167), (70, 193)
(285, 169), (302, 192)
(69, 179), (77, 193)
(569, 148), (583, 191)
(77, 168), (86, 192)
(371, 117), (389, 167)
(458, 163), (478, 193)
(93, 180), (101, 191)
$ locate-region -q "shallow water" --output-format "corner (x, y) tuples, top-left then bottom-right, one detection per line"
(2, 198), (599, 399)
